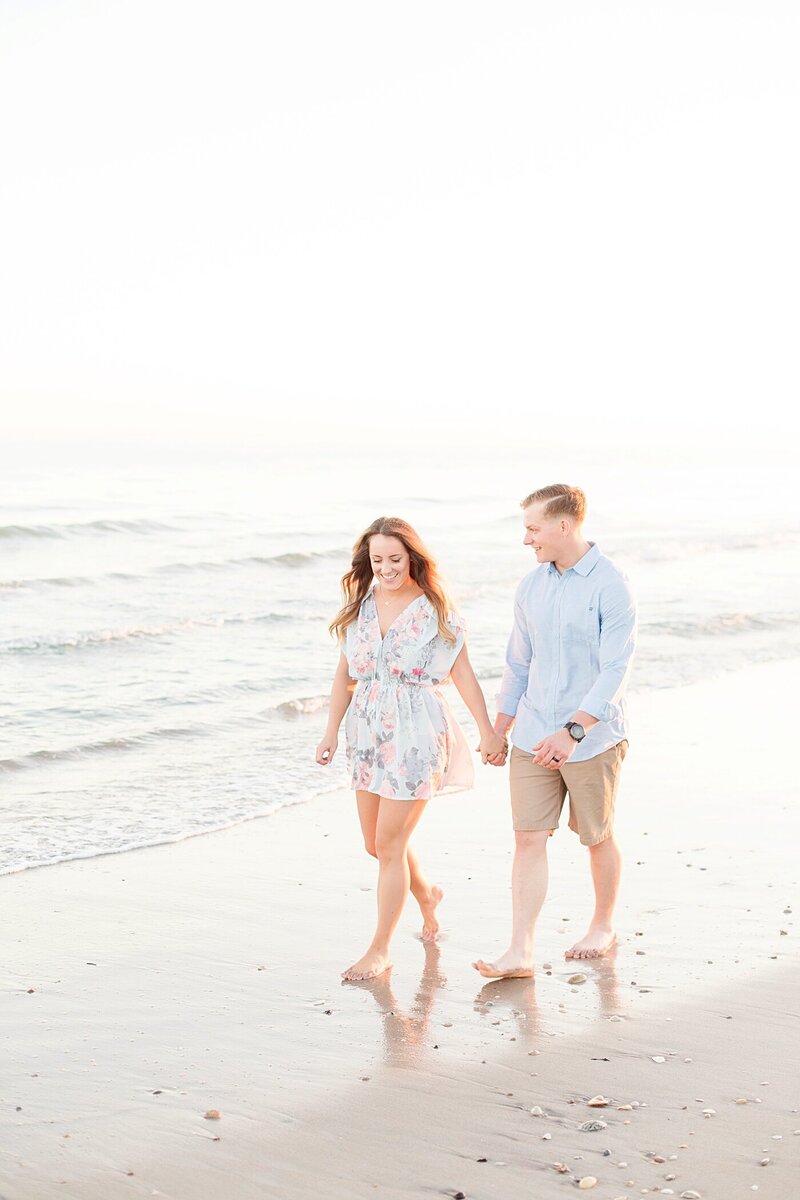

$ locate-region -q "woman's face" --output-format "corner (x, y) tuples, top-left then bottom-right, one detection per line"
(369, 534), (412, 591)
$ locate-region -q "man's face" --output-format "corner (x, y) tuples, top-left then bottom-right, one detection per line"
(522, 502), (564, 563)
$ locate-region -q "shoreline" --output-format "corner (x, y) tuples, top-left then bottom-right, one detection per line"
(2, 657), (798, 1198)
(3, 651), (796, 881)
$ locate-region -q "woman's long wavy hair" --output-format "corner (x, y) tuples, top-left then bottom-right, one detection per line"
(330, 517), (456, 645)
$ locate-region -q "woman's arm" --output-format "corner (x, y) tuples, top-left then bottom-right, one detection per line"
(315, 651), (355, 765)
(449, 643), (507, 764)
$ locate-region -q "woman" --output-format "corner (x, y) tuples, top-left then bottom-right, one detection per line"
(315, 516), (506, 982)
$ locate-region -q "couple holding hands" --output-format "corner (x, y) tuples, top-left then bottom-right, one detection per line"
(315, 483), (637, 983)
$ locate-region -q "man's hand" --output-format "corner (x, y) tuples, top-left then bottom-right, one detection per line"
(477, 729), (507, 765)
(532, 728), (578, 770)
(486, 713), (513, 766)
(486, 738), (509, 767)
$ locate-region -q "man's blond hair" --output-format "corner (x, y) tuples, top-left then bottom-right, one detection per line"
(520, 483), (587, 525)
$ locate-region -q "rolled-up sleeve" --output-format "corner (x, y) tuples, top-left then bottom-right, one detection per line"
(579, 573), (637, 722)
(496, 581), (533, 718)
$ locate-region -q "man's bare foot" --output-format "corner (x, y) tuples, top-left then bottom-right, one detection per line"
(419, 885), (444, 942)
(341, 950), (392, 982)
(565, 926), (617, 960)
(472, 954), (533, 980)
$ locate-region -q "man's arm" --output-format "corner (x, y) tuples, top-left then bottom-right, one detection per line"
(532, 575), (636, 769)
(494, 581), (533, 737)
(578, 573), (637, 723)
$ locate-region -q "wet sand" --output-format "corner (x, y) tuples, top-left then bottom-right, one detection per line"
(2, 659), (798, 1198)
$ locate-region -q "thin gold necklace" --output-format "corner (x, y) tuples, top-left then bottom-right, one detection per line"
(378, 582), (409, 607)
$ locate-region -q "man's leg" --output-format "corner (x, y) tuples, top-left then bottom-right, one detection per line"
(563, 741), (627, 960)
(473, 746), (562, 979)
(565, 833), (621, 959)
(473, 829), (550, 978)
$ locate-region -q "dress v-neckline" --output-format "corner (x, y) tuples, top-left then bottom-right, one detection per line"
(371, 588), (428, 642)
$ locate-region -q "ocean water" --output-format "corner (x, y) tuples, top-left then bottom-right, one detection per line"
(1, 447), (798, 875)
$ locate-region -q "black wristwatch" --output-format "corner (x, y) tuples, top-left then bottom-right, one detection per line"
(564, 721), (586, 742)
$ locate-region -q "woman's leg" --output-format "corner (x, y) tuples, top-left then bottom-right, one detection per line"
(356, 790), (380, 855)
(406, 846), (444, 942)
(342, 796), (428, 980)
(356, 791), (442, 943)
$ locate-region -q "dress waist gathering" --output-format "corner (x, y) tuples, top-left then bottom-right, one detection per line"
(356, 674), (439, 691)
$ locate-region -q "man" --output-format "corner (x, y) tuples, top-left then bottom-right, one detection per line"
(474, 483), (637, 976)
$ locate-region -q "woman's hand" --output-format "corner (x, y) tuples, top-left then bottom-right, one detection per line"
(315, 734), (338, 765)
(478, 729), (508, 766)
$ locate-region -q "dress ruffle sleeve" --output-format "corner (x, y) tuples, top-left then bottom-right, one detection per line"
(422, 611), (466, 685)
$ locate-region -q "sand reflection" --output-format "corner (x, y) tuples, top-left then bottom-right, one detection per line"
(472, 946), (621, 1044)
(344, 941), (448, 1067)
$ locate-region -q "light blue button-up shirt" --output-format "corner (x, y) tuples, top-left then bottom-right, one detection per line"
(496, 542), (637, 762)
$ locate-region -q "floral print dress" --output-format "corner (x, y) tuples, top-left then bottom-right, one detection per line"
(344, 590), (475, 800)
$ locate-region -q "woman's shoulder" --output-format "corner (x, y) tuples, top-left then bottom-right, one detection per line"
(431, 604), (465, 640)
(344, 591), (373, 638)
(409, 593), (464, 638)
(353, 589), (376, 617)
(447, 608), (466, 634)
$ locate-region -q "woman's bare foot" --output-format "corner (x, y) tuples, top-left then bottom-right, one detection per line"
(472, 952), (533, 980)
(565, 925), (616, 960)
(341, 949), (392, 982)
(419, 885), (444, 942)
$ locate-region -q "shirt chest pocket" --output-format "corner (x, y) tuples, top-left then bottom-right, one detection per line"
(564, 604), (600, 647)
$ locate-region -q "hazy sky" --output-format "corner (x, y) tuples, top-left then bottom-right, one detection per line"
(2, 1), (798, 454)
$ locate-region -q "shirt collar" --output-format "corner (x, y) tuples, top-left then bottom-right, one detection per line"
(548, 541), (600, 576)
(572, 541), (600, 575)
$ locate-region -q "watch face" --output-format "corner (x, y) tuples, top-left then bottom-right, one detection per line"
(570, 723), (585, 740)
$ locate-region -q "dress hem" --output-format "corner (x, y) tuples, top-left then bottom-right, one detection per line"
(349, 779), (474, 801)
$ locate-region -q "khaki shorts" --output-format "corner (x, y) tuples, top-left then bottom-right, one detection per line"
(509, 740), (629, 846)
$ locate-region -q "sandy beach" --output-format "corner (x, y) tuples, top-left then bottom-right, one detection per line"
(2, 658), (798, 1199)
